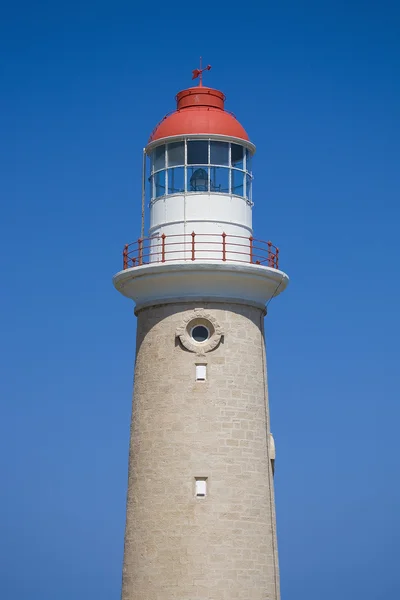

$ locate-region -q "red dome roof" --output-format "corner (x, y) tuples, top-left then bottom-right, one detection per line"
(148, 86), (249, 143)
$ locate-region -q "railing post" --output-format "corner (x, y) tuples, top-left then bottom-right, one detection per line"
(267, 240), (272, 267)
(191, 231), (195, 261)
(222, 232), (227, 261)
(138, 238), (143, 266)
(249, 236), (253, 263)
(123, 244), (128, 269)
(161, 233), (166, 263)
(276, 247), (279, 269)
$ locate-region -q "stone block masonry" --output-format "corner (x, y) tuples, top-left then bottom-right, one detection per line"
(121, 302), (280, 600)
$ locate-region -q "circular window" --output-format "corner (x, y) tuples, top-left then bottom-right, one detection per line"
(177, 312), (222, 354)
(191, 325), (210, 343)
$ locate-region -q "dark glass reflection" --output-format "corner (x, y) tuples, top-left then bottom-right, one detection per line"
(232, 169), (244, 196)
(245, 174), (252, 199)
(153, 145), (166, 171)
(231, 144), (244, 169)
(167, 167), (184, 194)
(191, 325), (209, 342)
(154, 171), (165, 197)
(167, 142), (185, 167)
(246, 149), (253, 173)
(187, 141), (208, 165)
(210, 141), (229, 165)
(210, 167), (229, 193)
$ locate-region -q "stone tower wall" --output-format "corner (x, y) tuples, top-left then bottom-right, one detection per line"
(121, 301), (279, 600)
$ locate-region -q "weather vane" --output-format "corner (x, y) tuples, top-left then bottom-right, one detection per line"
(192, 57), (211, 87)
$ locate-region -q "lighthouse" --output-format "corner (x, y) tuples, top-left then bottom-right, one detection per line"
(113, 65), (289, 600)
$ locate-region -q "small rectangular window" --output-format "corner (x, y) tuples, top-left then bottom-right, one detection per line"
(196, 364), (207, 381)
(195, 478), (207, 497)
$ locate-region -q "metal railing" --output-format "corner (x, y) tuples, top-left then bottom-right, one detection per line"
(122, 232), (280, 270)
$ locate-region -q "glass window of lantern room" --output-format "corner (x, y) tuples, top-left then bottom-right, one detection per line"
(167, 167), (185, 194)
(210, 167), (230, 193)
(231, 143), (244, 169)
(153, 145), (166, 172)
(187, 140), (208, 165)
(154, 170), (166, 197)
(187, 166), (209, 192)
(245, 174), (252, 200)
(167, 142), (185, 167)
(232, 169), (244, 196)
(210, 141), (229, 166)
(246, 149), (253, 173)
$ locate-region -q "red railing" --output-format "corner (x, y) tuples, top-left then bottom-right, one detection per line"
(122, 232), (280, 270)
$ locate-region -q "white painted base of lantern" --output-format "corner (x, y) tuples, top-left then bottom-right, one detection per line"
(149, 192), (253, 240)
(113, 261), (289, 312)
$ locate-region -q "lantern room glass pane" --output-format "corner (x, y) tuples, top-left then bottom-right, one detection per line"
(167, 142), (185, 167)
(167, 167), (185, 194)
(246, 149), (253, 173)
(210, 141), (229, 166)
(153, 145), (166, 172)
(154, 170), (166, 197)
(231, 144), (244, 169)
(187, 140), (208, 165)
(232, 169), (244, 196)
(210, 167), (230, 193)
(188, 166), (209, 192)
(245, 174), (252, 199)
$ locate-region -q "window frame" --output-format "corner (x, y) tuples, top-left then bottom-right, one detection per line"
(148, 139), (254, 200)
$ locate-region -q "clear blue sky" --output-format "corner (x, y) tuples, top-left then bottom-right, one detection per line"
(1, 1), (399, 598)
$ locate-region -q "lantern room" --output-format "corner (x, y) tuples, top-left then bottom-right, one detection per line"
(114, 65), (287, 309)
(146, 139), (253, 200)
(143, 73), (256, 250)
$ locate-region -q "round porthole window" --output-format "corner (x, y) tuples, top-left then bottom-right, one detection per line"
(177, 312), (222, 354)
(191, 325), (210, 343)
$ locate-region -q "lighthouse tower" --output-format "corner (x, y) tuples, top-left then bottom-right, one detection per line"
(113, 65), (289, 600)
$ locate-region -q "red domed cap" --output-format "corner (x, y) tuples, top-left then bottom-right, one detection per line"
(148, 85), (249, 143)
